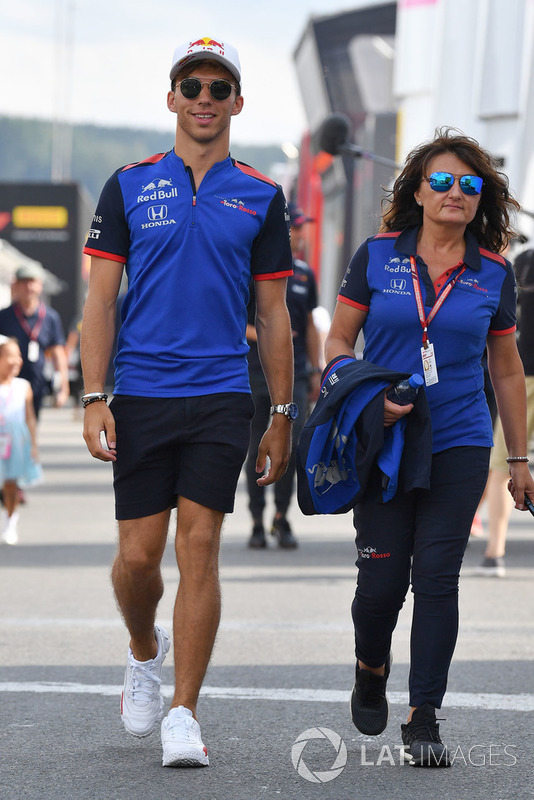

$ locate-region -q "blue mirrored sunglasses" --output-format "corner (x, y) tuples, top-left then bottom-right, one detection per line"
(425, 172), (483, 195)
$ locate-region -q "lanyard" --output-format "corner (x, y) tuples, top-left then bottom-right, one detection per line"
(14, 302), (46, 342)
(410, 256), (465, 348)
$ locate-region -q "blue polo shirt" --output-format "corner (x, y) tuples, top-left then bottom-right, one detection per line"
(83, 150), (292, 397)
(247, 257), (318, 381)
(0, 302), (65, 401)
(338, 226), (517, 452)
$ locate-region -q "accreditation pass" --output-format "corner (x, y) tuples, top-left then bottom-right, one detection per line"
(421, 341), (439, 386)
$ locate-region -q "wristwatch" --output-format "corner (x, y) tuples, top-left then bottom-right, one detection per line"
(270, 402), (299, 421)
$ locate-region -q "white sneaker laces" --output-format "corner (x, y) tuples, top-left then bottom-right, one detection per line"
(128, 661), (162, 703)
(165, 714), (199, 743)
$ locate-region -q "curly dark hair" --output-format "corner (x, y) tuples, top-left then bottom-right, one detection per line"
(380, 127), (520, 253)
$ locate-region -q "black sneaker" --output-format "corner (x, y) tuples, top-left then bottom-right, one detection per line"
(401, 703), (451, 767)
(248, 523), (267, 549)
(271, 517), (298, 549)
(350, 653), (391, 735)
(473, 556), (506, 578)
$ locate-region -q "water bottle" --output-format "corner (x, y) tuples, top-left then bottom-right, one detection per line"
(386, 374), (424, 406)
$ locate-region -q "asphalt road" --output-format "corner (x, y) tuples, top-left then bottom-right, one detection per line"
(1, 406), (533, 800)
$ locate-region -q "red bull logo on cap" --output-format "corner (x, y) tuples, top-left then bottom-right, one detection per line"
(188, 37), (225, 55)
(170, 36), (240, 83)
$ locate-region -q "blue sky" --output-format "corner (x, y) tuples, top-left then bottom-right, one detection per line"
(0, 0), (376, 145)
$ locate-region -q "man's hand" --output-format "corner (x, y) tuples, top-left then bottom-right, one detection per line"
(255, 416), (291, 486)
(83, 402), (117, 462)
(55, 387), (70, 408)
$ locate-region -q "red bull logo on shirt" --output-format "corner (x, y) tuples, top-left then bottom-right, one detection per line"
(137, 178), (178, 204)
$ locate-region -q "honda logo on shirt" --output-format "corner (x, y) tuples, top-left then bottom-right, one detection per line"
(148, 205), (168, 221)
(390, 278), (407, 291)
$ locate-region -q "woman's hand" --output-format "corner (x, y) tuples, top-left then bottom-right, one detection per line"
(383, 395), (415, 427)
(507, 461), (534, 510)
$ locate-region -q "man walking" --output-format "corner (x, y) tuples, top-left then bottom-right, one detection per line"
(245, 203), (320, 548)
(0, 264), (69, 417)
(81, 37), (295, 768)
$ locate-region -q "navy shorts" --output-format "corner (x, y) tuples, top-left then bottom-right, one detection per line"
(110, 393), (255, 520)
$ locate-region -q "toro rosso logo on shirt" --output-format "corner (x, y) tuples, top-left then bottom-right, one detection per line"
(457, 277), (488, 293)
(217, 195), (257, 216)
(137, 178), (178, 204)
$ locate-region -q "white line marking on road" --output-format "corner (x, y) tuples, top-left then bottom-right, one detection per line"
(2, 618), (534, 634)
(0, 682), (532, 711)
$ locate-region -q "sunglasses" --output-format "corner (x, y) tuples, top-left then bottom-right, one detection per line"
(175, 77), (236, 101)
(425, 172), (483, 195)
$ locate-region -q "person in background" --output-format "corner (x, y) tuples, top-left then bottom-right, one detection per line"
(245, 202), (320, 549)
(312, 304), (332, 371)
(474, 245), (534, 575)
(0, 264), (69, 418)
(0, 337), (40, 545)
(325, 128), (534, 767)
(80, 36), (294, 769)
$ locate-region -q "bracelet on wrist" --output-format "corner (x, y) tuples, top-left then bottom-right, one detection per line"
(81, 392), (108, 408)
(506, 456), (530, 463)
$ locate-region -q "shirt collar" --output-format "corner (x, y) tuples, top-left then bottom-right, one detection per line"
(394, 226), (482, 271)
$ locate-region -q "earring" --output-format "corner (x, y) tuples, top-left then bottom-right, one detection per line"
(417, 200), (422, 206)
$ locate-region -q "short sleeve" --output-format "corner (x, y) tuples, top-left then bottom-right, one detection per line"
(337, 239), (372, 310)
(49, 309), (66, 346)
(488, 259), (517, 334)
(307, 268), (318, 312)
(83, 171), (130, 264)
(251, 186), (292, 280)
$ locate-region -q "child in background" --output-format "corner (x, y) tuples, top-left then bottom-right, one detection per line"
(0, 336), (41, 545)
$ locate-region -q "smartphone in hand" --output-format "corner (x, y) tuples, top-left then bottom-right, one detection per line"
(525, 495), (534, 516)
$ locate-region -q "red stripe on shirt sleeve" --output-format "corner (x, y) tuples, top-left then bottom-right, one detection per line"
(234, 161), (277, 187)
(479, 247), (506, 266)
(121, 152), (167, 172)
(489, 325), (517, 336)
(83, 247), (127, 264)
(254, 269), (293, 281)
(373, 231), (401, 240)
(338, 295), (369, 312)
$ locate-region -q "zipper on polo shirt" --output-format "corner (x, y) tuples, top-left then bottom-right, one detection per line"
(185, 166), (197, 225)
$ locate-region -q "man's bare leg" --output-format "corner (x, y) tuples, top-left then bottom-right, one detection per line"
(112, 509), (170, 660)
(171, 497), (224, 717)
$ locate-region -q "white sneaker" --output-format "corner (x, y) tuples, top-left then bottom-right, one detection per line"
(121, 624), (170, 737)
(1, 512), (19, 545)
(161, 706), (209, 767)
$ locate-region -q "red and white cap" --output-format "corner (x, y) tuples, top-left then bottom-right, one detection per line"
(170, 37), (241, 84)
